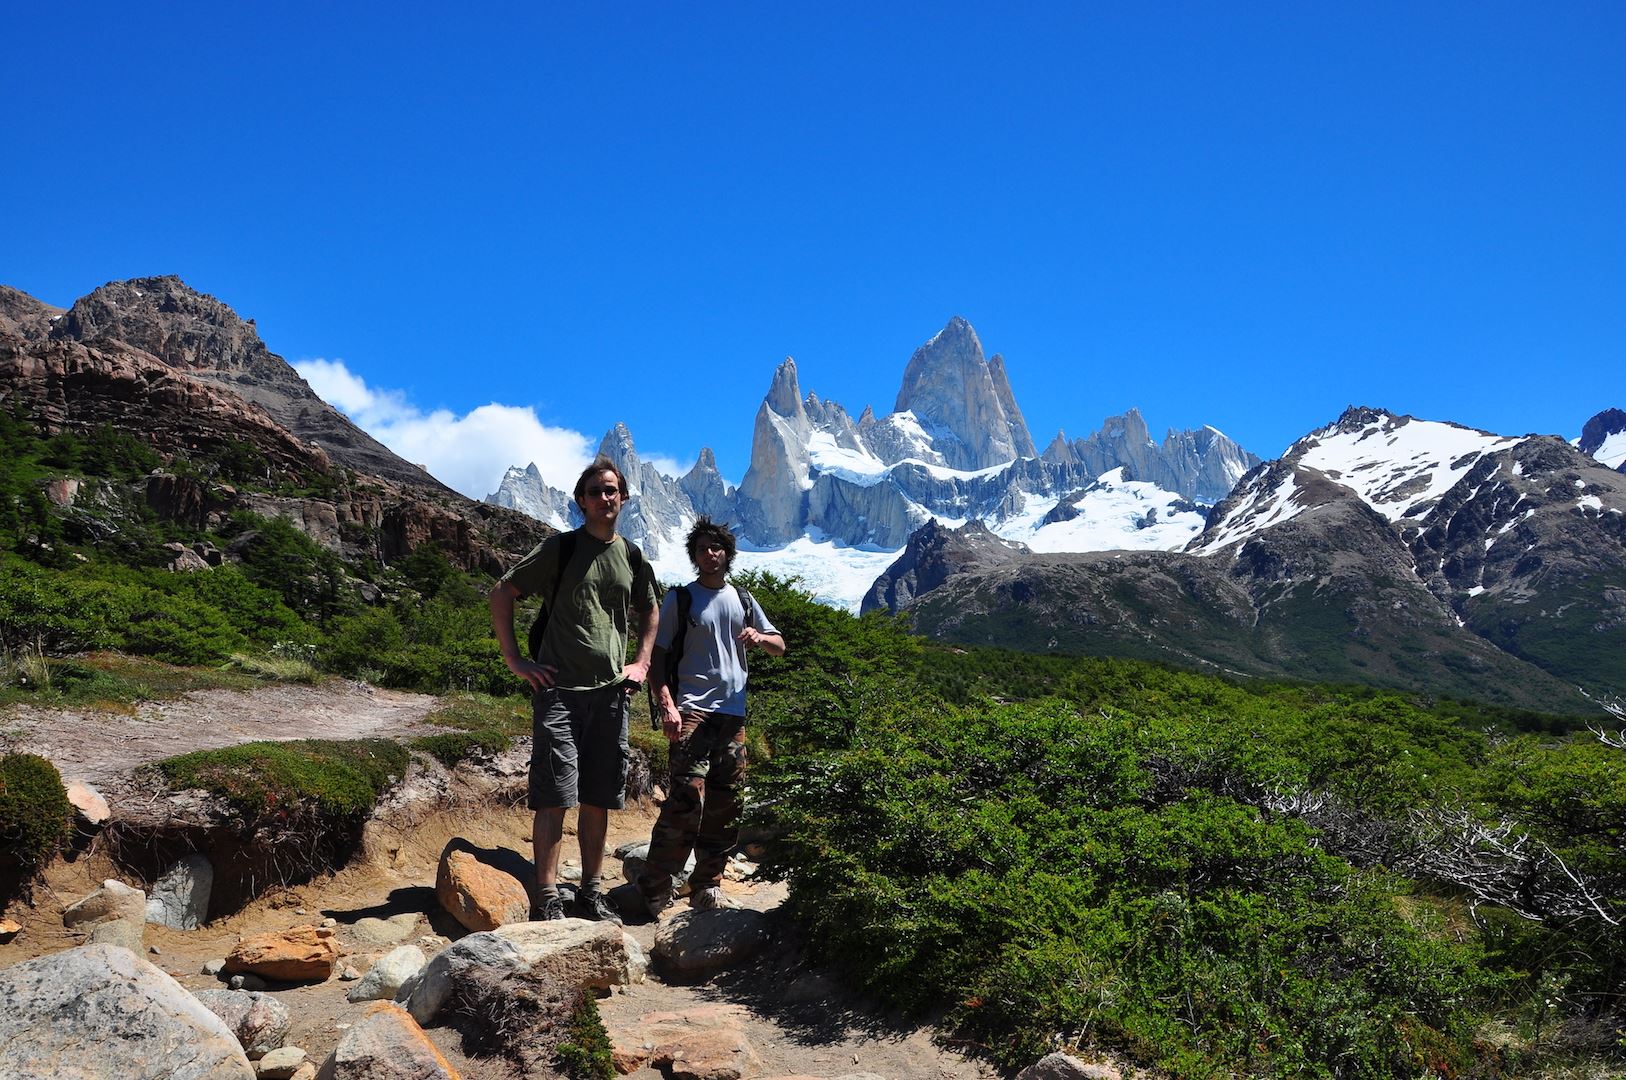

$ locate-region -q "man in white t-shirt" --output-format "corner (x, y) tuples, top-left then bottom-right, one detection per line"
(637, 517), (785, 915)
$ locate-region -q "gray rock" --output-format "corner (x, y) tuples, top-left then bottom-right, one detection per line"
(404, 931), (526, 1024)
(147, 852), (215, 929)
(194, 989), (291, 1057)
(494, 919), (645, 989)
(346, 911), (420, 947)
(346, 945), (427, 1003)
(1014, 1052), (1122, 1080)
(204, 958), (228, 975)
(230, 973), (269, 991)
(618, 840), (696, 892)
(652, 908), (772, 979)
(63, 878), (146, 929)
(88, 916), (144, 951)
(0, 943), (253, 1078)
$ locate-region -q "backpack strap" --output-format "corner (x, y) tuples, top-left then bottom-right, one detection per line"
(526, 531), (579, 662)
(734, 585), (758, 631)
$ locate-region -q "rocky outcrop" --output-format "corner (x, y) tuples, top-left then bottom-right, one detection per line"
(2, 279), (552, 576)
(735, 358), (814, 545)
(863, 519), (1029, 614)
(1580, 407), (1626, 471)
(893, 317), (1033, 471)
(0, 944), (255, 1079)
(52, 276), (446, 492)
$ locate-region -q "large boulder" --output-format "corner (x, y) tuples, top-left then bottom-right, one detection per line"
(434, 841), (530, 932)
(193, 988), (291, 1057)
(495, 919), (646, 990)
(608, 1004), (759, 1080)
(319, 1002), (461, 1080)
(225, 925), (339, 981)
(0, 943), (254, 1079)
(652, 908), (772, 979)
(147, 852), (215, 929)
(1015, 1052), (1122, 1080)
(404, 920), (643, 1025)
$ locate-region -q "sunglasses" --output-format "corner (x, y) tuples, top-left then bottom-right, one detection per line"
(585, 486), (621, 498)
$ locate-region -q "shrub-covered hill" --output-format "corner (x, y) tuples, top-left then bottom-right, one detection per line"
(743, 611), (1626, 1079)
(4, 401), (1624, 1079)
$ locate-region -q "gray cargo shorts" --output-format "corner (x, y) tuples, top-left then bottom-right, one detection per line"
(529, 683), (631, 810)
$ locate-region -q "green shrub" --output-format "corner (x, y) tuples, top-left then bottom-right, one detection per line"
(411, 729), (513, 768)
(0, 753), (72, 879)
(156, 739), (409, 820)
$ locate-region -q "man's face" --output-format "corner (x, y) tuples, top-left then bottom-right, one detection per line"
(578, 470), (623, 526)
(691, 537), (729, 577)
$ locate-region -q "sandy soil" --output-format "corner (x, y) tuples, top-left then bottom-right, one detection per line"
(0, 681), (1005, 1080)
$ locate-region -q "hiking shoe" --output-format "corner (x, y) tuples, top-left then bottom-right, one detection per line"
(574, 889), (623, 925)
(530, 894), (566, 922)
(642, 889), (674, 920)
(688, 886), (740, 912)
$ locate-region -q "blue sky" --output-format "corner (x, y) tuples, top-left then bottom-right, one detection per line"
(6, 3), (1622, 499)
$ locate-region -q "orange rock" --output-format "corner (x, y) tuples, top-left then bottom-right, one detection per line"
(435, 847), (529, 931)
(224, 925), (338, 981)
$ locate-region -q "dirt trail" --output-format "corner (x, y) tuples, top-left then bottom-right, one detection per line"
(0, 681), (1004, 1080)
(3, 680), (441, 784)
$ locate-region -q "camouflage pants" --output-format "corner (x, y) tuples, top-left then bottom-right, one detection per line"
(637, 710), (747, 901)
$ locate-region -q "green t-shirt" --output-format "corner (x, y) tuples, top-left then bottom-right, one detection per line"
(502, 530), (660, 691)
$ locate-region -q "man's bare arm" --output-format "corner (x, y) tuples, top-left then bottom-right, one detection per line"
(622, 602), (659, 688)
(490, 580), (556, 691)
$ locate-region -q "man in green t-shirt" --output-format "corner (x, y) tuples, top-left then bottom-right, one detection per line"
(490, 456), (660, 922)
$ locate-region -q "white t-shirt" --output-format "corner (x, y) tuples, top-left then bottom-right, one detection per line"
(654, 582), (779, 717)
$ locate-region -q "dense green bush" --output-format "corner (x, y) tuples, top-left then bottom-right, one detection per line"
(0, 753), (72, 881)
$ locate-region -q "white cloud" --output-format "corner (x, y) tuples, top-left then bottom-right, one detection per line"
(294, 358), (595, 499)
(644, 453), (695, 478)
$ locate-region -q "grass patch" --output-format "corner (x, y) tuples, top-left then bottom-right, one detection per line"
(156, 738), (409, 819)
(425, 691), (530, 735)
(0, 651), (255, 713)
(225, 645), (322, 684)
(411, 729), (513, 768)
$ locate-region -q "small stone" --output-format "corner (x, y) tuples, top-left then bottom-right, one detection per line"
(64, 780), (111, 827)
(0, 917), (21, 940)
(294, 908), (306, 916)
(338, 964), (362, 981)
(288, 1065), (317, 1080)
(204, 958), (227, 975)
(321, 917), (337, 928)
(255, 1045), (307, 1078)
(149, 945), (162, 955)
(230, 974), (269, 991)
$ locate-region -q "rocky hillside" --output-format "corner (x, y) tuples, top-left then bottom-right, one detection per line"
(0, 277), (548, 574)
(490, 315), (1259, 558)
(884, 407), (1626, 715)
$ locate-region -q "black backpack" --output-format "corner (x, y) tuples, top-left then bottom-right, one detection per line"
(525, 532), (650, 662)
